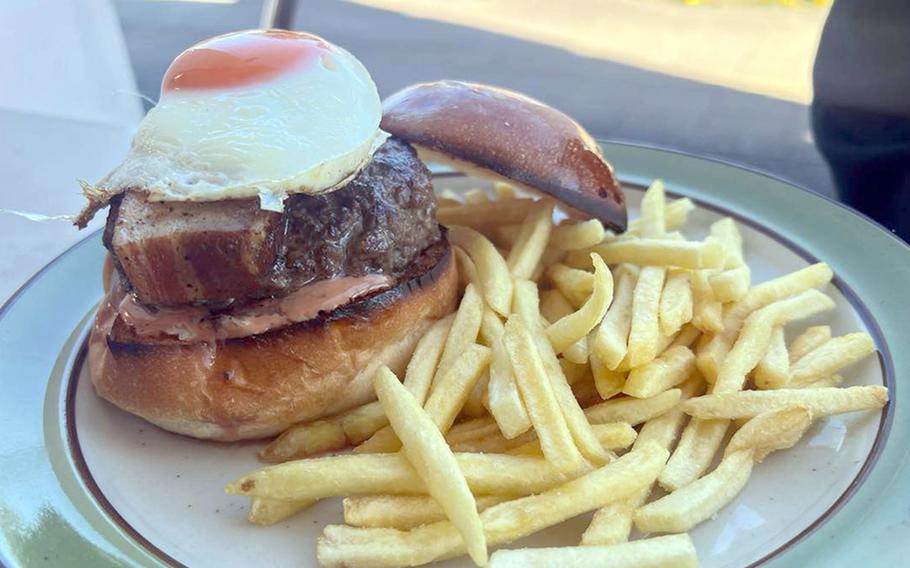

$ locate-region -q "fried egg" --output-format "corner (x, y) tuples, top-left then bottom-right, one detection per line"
(93, 30), (387, 211)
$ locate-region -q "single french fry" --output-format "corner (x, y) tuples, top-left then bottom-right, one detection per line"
(788, 325), (832, 364)
(592, 265), (638, 370)
(454, 246), (481, 291)
(503, 317), (587, 473)
(658, 416), (729, 492)
(713, 290), (835, 393)
(434, 284), (484, 386)
(448, 226), (513, 315)
(547, 263), (595, 308)
(622, 198), (695, 238)
(623, 345), (696, 399)
(753, 326), (790, 389)
(487, 318), (533, 439)
(584, 389), (682, 425)
(373, 368), (487, 566)
(508, 422), (637, 457)
(787, 374), (844, 389)
(568, 239), (725, 270)
(547, 254), (614, 353)
(229, 452), (579, 501)
(711, 265), (751, 303)
(425, 345), (492, 432)
(725, 406), (813, 462)
(316, 443), (670, 568)
(507, 202), (554, 280)
(638, 180), (667, 238)
(551, 219), (607, 251)
(659, 271), (693, 336)
(789, 332), (875, 386)
(344, 495), (508, 530)
(635, 450), (754, 533)
(591, 353), (626, 400)
(248, 497), (314, 525)
(627, 266), (667, 367)
(259, 420), (346, 463)
(682, 385), (889, 419)
(690, 270), (723, 334)
(697, 263), (833, 381)
(708, 218), (750, 302)
(438, 199), (537, 228)
(490, 534), (699, 568)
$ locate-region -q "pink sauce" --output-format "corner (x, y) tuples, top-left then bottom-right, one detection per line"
(161, 30), (328, 94)
(110, 273), (392, 342)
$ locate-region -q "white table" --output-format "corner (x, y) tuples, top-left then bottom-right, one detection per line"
(0, 0), (143, 303)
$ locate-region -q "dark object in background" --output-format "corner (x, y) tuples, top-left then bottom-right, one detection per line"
(812, 0), (910, 241)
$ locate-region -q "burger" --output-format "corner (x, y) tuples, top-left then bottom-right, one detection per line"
(80, 30), (625, 441)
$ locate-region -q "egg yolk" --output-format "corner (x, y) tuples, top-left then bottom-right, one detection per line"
(161, 29), (327, 94)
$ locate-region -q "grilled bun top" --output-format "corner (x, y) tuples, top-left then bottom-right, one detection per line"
(381, 80), (627, 232)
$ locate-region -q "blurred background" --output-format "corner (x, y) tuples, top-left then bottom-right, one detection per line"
(2, 0), (908, 301)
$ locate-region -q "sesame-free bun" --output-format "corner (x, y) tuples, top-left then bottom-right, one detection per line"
(381, 80), (627, 232)
(88, 240), (457, 442)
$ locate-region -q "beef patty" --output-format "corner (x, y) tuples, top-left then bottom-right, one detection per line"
(104, 138), (440, 307)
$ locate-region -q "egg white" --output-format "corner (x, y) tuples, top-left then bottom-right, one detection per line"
(94, 42), (386, 211)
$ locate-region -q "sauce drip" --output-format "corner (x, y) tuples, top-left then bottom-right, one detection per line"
(161, 30), (328, 94)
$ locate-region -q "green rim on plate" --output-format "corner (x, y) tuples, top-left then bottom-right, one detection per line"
(0, 142), (907, 567)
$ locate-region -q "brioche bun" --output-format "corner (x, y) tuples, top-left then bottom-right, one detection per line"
(381, 80), (627, 232)
(88, 239), (457, 441)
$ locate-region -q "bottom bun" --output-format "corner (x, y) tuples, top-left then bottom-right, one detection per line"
(88, 239), (458, 441)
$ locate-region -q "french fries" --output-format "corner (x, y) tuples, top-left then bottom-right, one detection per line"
(248, 497), (314, 526)
(627, 266), (667, 367)
(682, 386), (888, 419)
(569, 239), (725, 270)
(373, 367), (488, 566)
(438, 199), (537, 228)
(484, 311), (533, 439)
(546, 254), (613, 353)
(551, 219), (606, 251)
(713, 289), (836, 393)
(546, 263), (595, 308)
(490, 534), (699, 568)
(447, 226), (513, 315)
(234, 183), (890, 567)
(639, 406), (814, 533)
(789, 332), (875, 386)
(582, 377), (702, 546)
(592, 265), (639, 370)
(788, 325), (832, 364)
(344, 495), (509, 530)
(507, 201), (554, 279)
(636, 450), (754, 533)
(503, 317), (587, 472)
(623, 345), (696, 399)
(228, 452), (577, 501)
(434, 284), (483, 385)
(752, 326), (790, 389)
(659, 271), (693, 336)
(316, 443), (669, 568)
